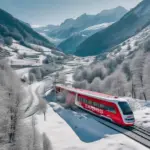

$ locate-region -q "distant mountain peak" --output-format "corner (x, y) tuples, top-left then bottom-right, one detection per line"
(61, 18), (75, 26)
(98, 6), (128, 16)
(35, 6), (128, 42)
(75, 0), (150, 56)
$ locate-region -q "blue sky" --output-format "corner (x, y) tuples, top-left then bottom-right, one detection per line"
(0, 0), (142, 26)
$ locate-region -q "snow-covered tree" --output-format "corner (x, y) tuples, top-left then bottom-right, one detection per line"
(92, 64), (106, 80)
(101, 75), (114, 93)
(130, 51), (146, 100)
(90, 77), (101, 92)
(122, 61), (132, 81)
(143, 53), (150, 100)
(0, 59), (26, 148)
(110, 72), (126, 96)
(105, 59), (117, 75)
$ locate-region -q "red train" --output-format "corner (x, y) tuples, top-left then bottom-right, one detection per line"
(56, 85), (135, 126)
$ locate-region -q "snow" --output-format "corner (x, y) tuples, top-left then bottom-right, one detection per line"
(126, 97), (150, 130)
(83, 22), (113, 31)
(15, 68), (31, 76)
(135, 107), (150, 130)
(36, 102), (149, 150)
(11, 43), (40, 56)
(3, 37), (150, 150)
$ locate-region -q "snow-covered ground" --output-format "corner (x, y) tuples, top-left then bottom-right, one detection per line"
(3, 40), (150, 150)
(35, 102), (149, 150)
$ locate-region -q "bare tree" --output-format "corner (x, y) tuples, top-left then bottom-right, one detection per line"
(37, 98), (47, 121)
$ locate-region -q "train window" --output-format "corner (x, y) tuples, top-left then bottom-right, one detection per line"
(88, 100), (92, 105)
(84, 99), (87, 103)
(108, 106), (116, 113)
(118, 102), (133, 115)
(93, 102), (99, 108)
(100, 104), (105, 109)
(78, 97), (81, 101)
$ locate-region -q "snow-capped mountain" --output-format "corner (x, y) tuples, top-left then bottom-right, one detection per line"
(0, 8), (54, 48)
(75, 0), (150, 56)
(58, 23), (113, 54)
(35, 6), (127, 41)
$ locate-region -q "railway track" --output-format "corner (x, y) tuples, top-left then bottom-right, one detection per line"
(78, 108), (150, 148)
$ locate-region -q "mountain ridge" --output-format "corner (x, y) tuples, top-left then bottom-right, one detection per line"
(0, 8), (54, 48)
(35, 6), (128, 40)
(75, 0), (150, 56)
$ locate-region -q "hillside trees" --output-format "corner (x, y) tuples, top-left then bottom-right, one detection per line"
(131, 51), (146, 100)
(73, 43), (150, 100)
(0, 59), (26, 148)
(0, 60), (48, 150)
(143, 53), (150, 99)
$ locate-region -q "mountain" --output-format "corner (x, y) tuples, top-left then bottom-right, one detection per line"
(0, 8), (54, 48)
(58, 23), (112, 54)
(35, 6), (127, 40)
(75, 0), (150, 56)
(35, 24), (59, 34)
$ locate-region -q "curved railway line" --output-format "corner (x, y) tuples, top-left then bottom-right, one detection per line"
(78, 108), (150, 149)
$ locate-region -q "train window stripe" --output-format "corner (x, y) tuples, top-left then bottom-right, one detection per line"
(78, 96), (116, 114)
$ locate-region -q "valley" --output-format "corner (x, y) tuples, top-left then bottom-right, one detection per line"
(0, 0), (150, 150)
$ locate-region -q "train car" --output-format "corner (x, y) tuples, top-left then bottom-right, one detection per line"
(55, 85), (135, 126)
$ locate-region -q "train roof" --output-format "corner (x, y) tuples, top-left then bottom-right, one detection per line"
(56, 85), (127, 103)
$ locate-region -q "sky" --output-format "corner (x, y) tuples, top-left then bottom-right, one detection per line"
(0, 0), (142, 26)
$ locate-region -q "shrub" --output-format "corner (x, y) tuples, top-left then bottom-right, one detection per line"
(122, 61), (132, 81)
(17, 53), (24, 59)
(127, 44), (131, 50)
(122, 42), (126, 46)
(105, 59), (117, 75)
(134, 41), (139, 46)
(30, 68), (42, 80)
(116, 55), (124, 64)
(4, 37), (13, 46)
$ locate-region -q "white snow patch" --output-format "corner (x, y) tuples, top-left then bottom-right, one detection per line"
(83, 22), (113, 31)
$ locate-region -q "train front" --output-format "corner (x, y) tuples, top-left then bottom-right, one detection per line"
(118, 101), (135, 126)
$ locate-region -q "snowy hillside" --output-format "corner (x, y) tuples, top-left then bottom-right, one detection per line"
(58, 22), (113, 54)
(1, 30), (150, 150)
(1, 1), (150, 150)
(82, 22), (113, 32)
